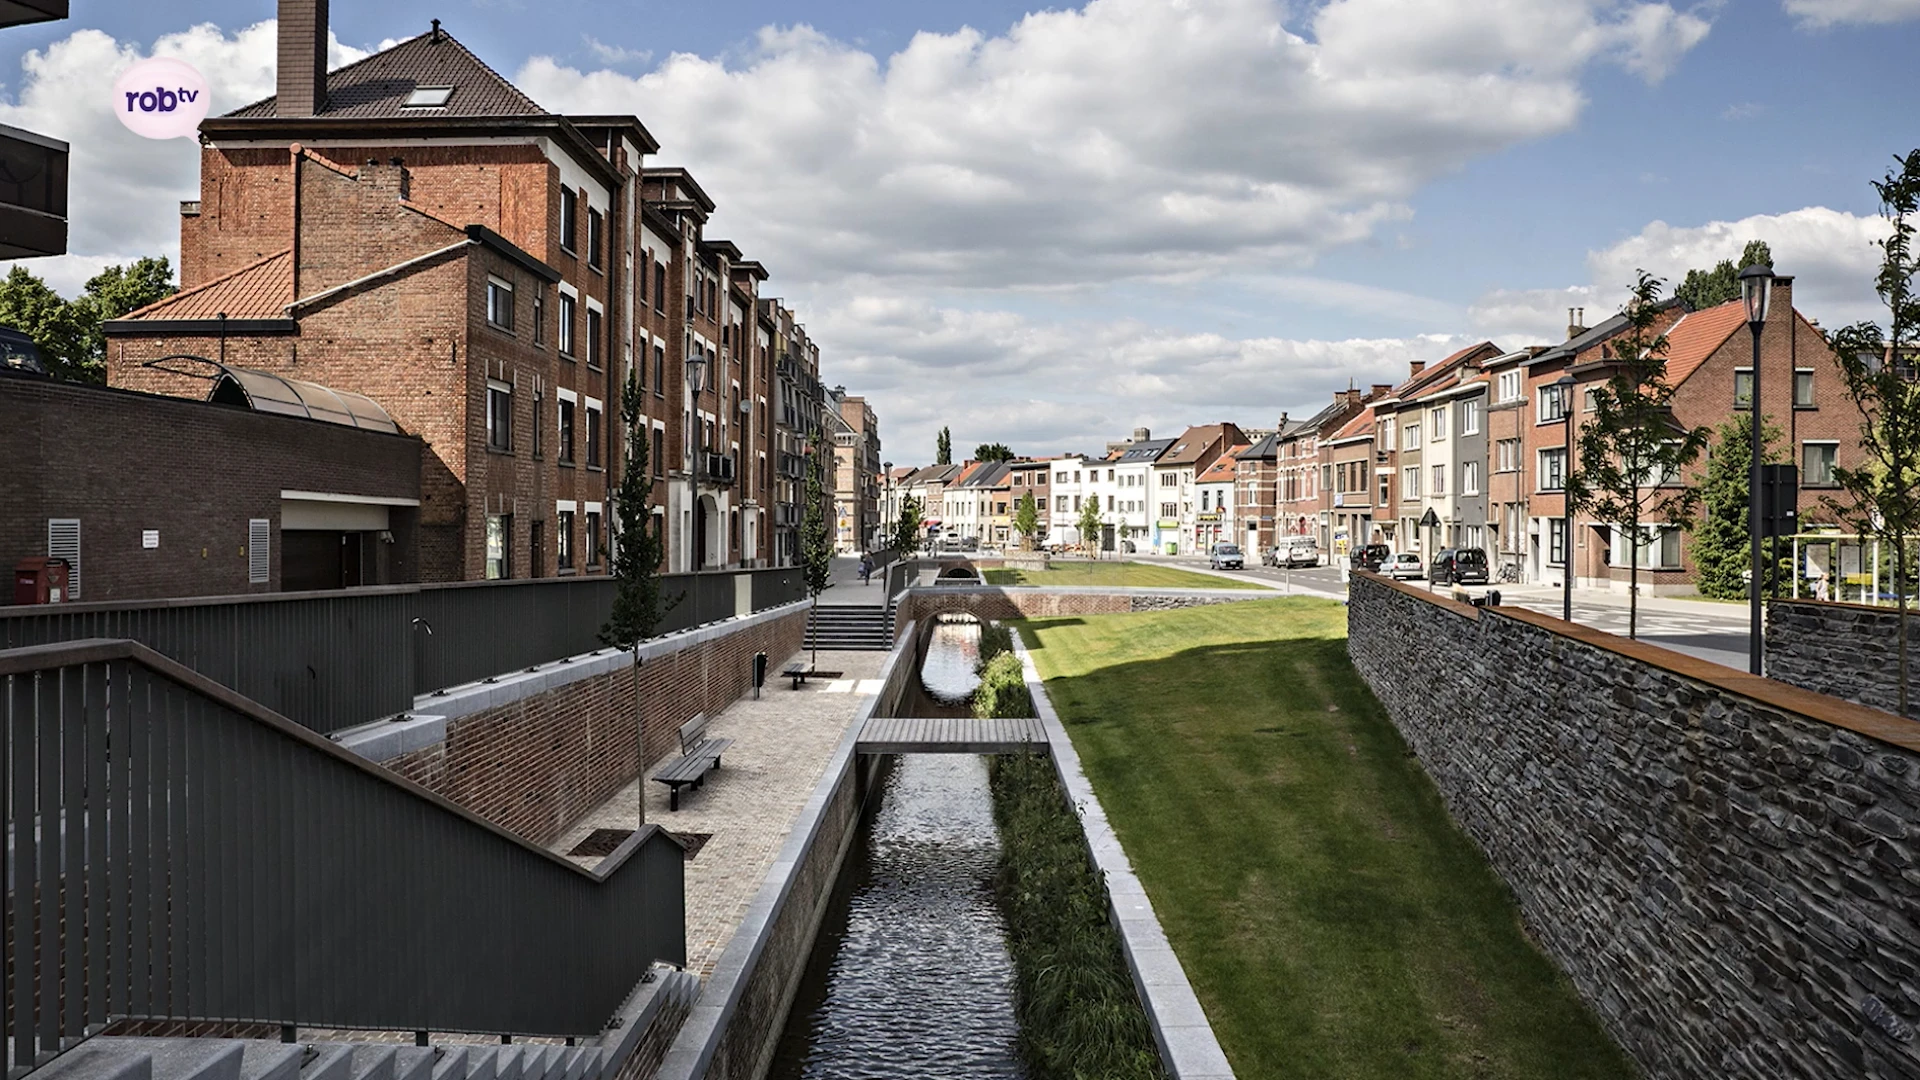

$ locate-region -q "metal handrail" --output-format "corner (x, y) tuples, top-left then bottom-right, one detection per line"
(4, 639), (685, 1077)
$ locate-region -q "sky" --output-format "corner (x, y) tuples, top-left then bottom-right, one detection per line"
(5, 0), (1920, 462)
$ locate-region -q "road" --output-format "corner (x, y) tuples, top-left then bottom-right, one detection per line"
(1138, 553), (1752, 670)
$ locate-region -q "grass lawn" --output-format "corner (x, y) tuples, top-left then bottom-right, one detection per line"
(1018, 598), (1635, 1080)
(982, 561), (1266, 590)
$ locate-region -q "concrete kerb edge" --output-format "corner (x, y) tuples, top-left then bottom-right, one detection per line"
(334, 600), (811, 761)
(1013, 634), (1239, 1080)
(652, 621), (917, 1080)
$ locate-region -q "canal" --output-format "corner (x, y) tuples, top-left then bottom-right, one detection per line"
(768, 619), (1030, 1079)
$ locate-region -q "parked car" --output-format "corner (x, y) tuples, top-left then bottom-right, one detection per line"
(1351, 543), (1391, 573)
(1267, 536), (1320, 568)
(1209, 543), (1244, 570)
(0, 325), (47, 376)
(1386, 552), (1425, 580)
(1431, 546), (1490, 586)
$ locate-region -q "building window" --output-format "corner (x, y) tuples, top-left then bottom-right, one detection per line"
(486, 276), (514, 331)
(1160, 502), (1177, 519)
(1460, 399), (1480, 435)
(586, 403), (603, 468)
(487, 380), (513, 451)
(1402, 466), (1421, 498)
(1538, 384), (1568, 423)
(533, 389), (544, 457)
(1379, 475), (1391, 506)
(1496, 438), (1520, 473)
(1401, 422), (1420, 450)
(1160, 473), (1176, 487)
(1432, 464), (1446, 495)
(1548, 518), (1567, 567)
(558, 293), (576, 357)
(585, 509), (602, 566)
(1462, 461), (1481, 495)
(1107, 495), (1115, 511)
(654, 262), (667, 312)
(587, 308), (602, 368)
(653, 344), (666, 391)
(532, 284), (545, 345)
(1073, 495), (1082, 511)
(559, 398), (576, 464)
(560, 188), (578, 253)
(1611, 525), (1682, 570)
(639, 248), (650, 303)
(1804, 441), (1838, 486)
(653, 427), (665, 478)
(1582, 387), (1600, 413)
(1538, 448), (1566, 491)
(1498, 370), (1521, 403)
(486, 515), (511, 579)
(1795, 369), (1816, 409)
(557, 509), (575, 569)
(587, 209), (604, 271)
(1430, 407), (1447, 441)
(1056, 495), (1068, 512)
(1733, 368), (1753, 410)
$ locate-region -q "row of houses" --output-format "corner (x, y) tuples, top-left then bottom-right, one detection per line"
(889, 276), (1866, 594)
(33, 1), (883, 601)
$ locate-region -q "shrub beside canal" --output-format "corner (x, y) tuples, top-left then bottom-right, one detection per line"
(989, 752), (1162, 1080)
(973, 622), (1031, 719)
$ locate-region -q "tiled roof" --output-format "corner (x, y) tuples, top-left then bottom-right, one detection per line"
(1159, 424), (1240, 466)
(226, 30), (547, 120)
(1330, 405), (1376, 442)
(1116, 438), (1175, 464)
(1240, 432), (1280, 461)
(1199, 445), (1248, 483)
(1659, 301), (1749, 387)
(121, 250), (294, 320)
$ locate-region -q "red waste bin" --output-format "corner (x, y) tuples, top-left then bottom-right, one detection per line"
(14, 557), (69, 605)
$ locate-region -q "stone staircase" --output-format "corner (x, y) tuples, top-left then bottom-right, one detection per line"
(803, 605), (895, 651)
(27, 971), (700, 1080)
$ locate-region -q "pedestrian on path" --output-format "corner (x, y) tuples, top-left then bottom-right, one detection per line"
(859, 553), (873, 585)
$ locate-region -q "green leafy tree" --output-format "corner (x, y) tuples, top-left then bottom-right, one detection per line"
(1821, 149), (1920, 719)
(1076, 498), (1103, 557)
(800, 437), (837, 667)
(1675, 240), (1773, 311)
(0, 266), (86, 380)
(1013, 490), (1041, 550)
(936, 426), (952, 465)
(1573, 271), (1711, 639)
(891, 493), (924, 555)
(973, 442), (1015, 463)
(75, 256), (176, 378)
(1688, 414), (1790, 600)
(601, 367), (682, 648)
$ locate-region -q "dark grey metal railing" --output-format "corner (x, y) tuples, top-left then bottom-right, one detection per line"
(1, 569), (807, 735)
(3, 638), (686, 1079)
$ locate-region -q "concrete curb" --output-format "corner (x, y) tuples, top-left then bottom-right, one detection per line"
(1013, 635), (1238, 1080)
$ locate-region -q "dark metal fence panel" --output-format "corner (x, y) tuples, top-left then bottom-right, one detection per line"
(2, 641), (684, 1074)
(407, 578), (616, 696)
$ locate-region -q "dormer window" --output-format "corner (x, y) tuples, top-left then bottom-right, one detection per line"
(403, 86), (455, 108)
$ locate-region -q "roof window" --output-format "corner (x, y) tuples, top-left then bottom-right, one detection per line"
(403, 86), (455, 108)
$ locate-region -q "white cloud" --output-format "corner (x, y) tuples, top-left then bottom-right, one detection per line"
(518, 0), (1715, 290)
(1783, 0), (1920, 27)
(0, 20), (366, 296)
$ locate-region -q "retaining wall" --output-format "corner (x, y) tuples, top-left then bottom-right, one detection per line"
(896, 586), (1259, 631)
(1348, 572), (1920, 1078)
(1768, 599), (1920, 721)
(337, 602), (808, 846)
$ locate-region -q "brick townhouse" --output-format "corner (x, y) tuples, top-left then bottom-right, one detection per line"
(1270, 389), (1366, 553)
(105, 3), (813, 584)
(767, 300), (826, 564)
(1153, 423), (1245, 554)
(1234, 433), (1279, 554)
(1005, 458), (1053, 544)
(1386, 343), (1503, 557)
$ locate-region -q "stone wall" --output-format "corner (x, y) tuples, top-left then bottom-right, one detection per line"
(348, 603), (806, 846)
(896, 586), (1259, 630)
(1769, 599), (1920, 721)
(1348, 572), (1920, 1079)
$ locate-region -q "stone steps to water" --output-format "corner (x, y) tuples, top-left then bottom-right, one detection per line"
(804, 606), (895, 651)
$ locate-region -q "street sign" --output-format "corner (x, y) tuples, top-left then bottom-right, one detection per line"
(1418, 508), (1440, 529)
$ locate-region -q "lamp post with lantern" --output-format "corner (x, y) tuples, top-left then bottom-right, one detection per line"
(1739, 262), (1776, 675)
(685, 349), (709, 572)
(1554, 372), (1579, 624)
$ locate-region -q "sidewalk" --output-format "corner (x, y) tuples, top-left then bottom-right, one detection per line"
(548, 648), (887, 979)
(816, 555), (892, 606)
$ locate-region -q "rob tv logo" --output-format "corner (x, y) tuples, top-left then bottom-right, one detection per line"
(113, 58), (210, 140)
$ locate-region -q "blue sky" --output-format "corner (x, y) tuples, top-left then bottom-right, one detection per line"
(5, 0), (1919, 457)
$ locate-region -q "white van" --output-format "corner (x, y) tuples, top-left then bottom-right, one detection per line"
(1267, 535), (1320, 568)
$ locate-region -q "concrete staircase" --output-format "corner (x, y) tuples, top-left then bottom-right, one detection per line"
(803, 605), (895, 651)
(27, 971), (700, 1080)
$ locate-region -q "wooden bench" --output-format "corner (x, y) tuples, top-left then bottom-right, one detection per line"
(649, 714), (734, 811)
(782, 662), (814, 689)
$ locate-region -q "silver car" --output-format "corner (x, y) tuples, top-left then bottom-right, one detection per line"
(1386, 552), (1425, 580)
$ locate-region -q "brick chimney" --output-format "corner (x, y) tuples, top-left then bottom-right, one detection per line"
(1408, 360), (1425, 377)
(1566, 307), (1587, 340)
(277, 0), (329, 118)
(1366, 383), (1393, 401)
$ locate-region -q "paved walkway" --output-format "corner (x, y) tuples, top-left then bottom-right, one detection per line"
(816, 554), (894, 606)
(549, 648), (886, 979)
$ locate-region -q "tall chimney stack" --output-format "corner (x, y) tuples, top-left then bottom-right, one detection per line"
(1408, 360), (1425, 377)
(277, 0), (329, 118)
(1566, 307), (1587, 341)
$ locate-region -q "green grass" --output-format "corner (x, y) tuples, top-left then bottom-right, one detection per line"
(1017, 599), (1636, 1080)
(983, 561), (1266, 590)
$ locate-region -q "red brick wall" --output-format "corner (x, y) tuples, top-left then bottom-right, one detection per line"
(381, 606), (807, 845)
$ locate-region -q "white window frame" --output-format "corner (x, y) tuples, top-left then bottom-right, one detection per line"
(1461, 399), (1480, 436)
(1430, 406), (1447, 441)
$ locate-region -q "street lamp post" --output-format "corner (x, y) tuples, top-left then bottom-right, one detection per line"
(685, 350), (709, 573)
(1740, 263), (1776, 676)
(1555, 372), (1578, 624)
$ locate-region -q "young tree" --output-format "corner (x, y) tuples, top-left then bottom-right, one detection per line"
(1013, 491), (1041, 550)
(1076, 498), (1104, 558)
(1689, 414), (1790, 600)
(800, 437), (838, 667)
(1676, 240), (1774, 312)
(1574, 271), (1711, 639)
(973, 442), (1015, 463)
(1822, 149), (1920, 719)
(601, 367), (681, 647)
(891, 493), (924, 555)
(936, 426), (952, 465)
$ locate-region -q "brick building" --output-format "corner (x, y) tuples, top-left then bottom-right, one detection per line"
(3, 369), (420, 603)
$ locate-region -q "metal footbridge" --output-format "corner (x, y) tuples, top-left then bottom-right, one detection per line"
(856, 716), (1049, 754)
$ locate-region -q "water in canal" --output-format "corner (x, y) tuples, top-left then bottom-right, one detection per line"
(768, 621), (1029, 1079)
